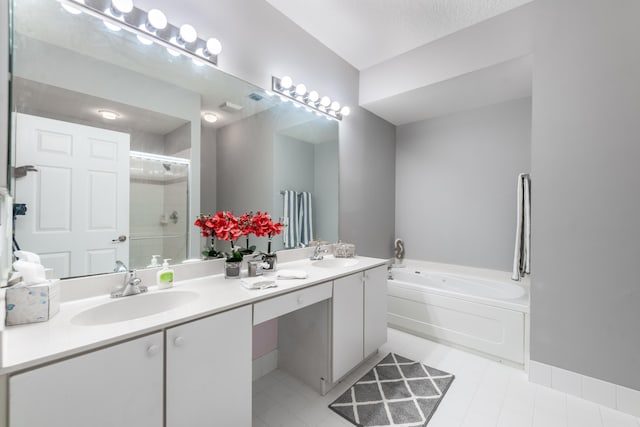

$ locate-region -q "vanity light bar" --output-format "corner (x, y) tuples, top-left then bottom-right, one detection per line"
(58, 0), (222, 66)
(272, 76), (350, 121)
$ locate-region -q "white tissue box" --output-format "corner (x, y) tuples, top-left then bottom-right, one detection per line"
(5, 280), (60, 326)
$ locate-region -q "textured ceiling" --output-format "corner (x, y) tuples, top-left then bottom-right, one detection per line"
(265, 0), (533, 70)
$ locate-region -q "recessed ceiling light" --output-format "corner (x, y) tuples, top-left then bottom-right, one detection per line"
(98, 110), (120, 120)
(202, 112), (218, 123)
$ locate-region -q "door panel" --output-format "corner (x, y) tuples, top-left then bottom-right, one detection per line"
(332, 273), (364, 381)
(14, 113), (130, 278)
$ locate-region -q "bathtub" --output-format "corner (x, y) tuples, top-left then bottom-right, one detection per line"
(387, 261), (529, 366)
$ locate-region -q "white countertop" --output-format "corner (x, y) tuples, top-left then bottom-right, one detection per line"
(0, 255), (387, 374)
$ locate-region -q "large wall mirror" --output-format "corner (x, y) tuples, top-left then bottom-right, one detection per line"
(7, 0), (339, 280)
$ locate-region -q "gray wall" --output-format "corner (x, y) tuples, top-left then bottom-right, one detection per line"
(395, 98), (531, 271)
(200, 126), (217, 215)
(531, 0), (640, 389)
(314, 141), (339, 244)
(164, 122), (191, 156)
(135, 0), (397, 259)
(339, 107), (396, 258)
(216, 109), (274, 221)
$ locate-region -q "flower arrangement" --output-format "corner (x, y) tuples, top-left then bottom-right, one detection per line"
(194, 211), (283, 262)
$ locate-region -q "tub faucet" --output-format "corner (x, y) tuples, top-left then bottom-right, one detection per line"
(310, 244), (328, 261)
(111, 270), (148, 298)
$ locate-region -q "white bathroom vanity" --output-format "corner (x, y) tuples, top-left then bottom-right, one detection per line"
(0, 253), (387, 427)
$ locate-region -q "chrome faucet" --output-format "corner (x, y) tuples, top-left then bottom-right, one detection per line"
(111, 270), (148, 298)
(310, 244), (329, 261)
(113, 260), (128, 273)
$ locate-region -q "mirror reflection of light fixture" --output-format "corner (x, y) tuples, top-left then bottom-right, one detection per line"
(202, 112), (218, 123)
(272, 76), (349, 121)
(58, 0), (222, 66)
(98, 109), (120, 120)
(61, 0), (85, 15)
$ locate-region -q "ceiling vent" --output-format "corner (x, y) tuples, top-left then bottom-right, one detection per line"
(219, 101), (243, 113)
(248, 92), (264, 101)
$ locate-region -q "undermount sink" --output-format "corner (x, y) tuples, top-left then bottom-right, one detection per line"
(71, 290), (199, 326)
(312, 257), (359, 269)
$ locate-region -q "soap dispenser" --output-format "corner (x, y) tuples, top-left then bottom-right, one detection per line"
(147, 255), (161, 268)
(157, 259), (174, 290)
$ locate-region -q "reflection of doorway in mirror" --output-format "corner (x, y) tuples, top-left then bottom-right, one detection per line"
(129, 152), (190, 269)
(13, 113), (130, 279)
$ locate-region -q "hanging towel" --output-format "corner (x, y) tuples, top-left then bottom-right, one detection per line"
(282, 190), (299, 249)
(298, 191), (314, 247)
(512, 173), (531, 281)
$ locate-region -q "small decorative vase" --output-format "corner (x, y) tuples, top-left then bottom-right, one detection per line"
(262, 253), (277, 271)
(224, 261), (241, 279)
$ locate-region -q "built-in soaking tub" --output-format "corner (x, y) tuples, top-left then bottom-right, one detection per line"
(387, 261), (530, 367)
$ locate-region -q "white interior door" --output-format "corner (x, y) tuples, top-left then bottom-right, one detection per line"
(14, 113), (130, 278)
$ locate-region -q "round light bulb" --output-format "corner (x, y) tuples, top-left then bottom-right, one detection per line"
(179, 24), (197, 44)
(330, 101), (341, 111)
(308, 91), (319, 102)
(203, 112), (218, 123)
(61, 0), (84, 15)
(205, 38), (222, 56)
(340, 106), (351, 116)
(147, 9), (167, 30)
(295, 83), (307, 96)
(320, 96), (331, 107)
(111, 0), (133, 14)
(280, 76), (293, 90)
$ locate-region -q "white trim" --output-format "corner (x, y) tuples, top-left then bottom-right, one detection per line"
(252, 349), (278, 381)
(529, 359), (640, 418)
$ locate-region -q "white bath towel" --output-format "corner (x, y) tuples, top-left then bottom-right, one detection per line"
(277, 269), (308, 279)
(512, 173), (531, 281)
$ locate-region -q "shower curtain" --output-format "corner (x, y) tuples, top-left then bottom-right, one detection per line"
(512, 173), (531, 281)
(298, 191), (313, 247)
(282, 190), (313, 248)
(282, 190), (299, 249)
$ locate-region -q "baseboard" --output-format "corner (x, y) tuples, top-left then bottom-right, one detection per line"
(529, 360), (640, 418)
(252, 349), (278, 381)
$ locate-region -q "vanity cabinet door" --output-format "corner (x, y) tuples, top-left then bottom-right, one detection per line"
(332, 272), (364, 381)
(9, 332), (163, 427)
(166, 305), (252, 427)
(364, 265), (388, 356)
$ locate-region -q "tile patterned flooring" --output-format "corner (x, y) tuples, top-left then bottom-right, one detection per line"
(252, 328), (640, 427)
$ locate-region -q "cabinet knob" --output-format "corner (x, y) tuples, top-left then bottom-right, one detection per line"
(297, 296), (304, 305)
(147, 344), (160, 357)
(174, 336), (185, 347)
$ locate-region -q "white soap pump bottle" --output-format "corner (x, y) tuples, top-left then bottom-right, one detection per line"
(147, 255), (161, 268)
(157, 259), (174, 290)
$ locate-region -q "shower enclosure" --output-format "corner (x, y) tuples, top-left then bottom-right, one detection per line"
(129, 151), (190, 269)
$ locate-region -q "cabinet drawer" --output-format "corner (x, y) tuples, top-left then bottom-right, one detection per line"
(253, 282), (332, 324)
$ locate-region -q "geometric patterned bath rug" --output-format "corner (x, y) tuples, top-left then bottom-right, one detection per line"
(329, 353), (455, 427)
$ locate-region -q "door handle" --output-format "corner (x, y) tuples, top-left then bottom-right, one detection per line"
(112, 235), (127, 243)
